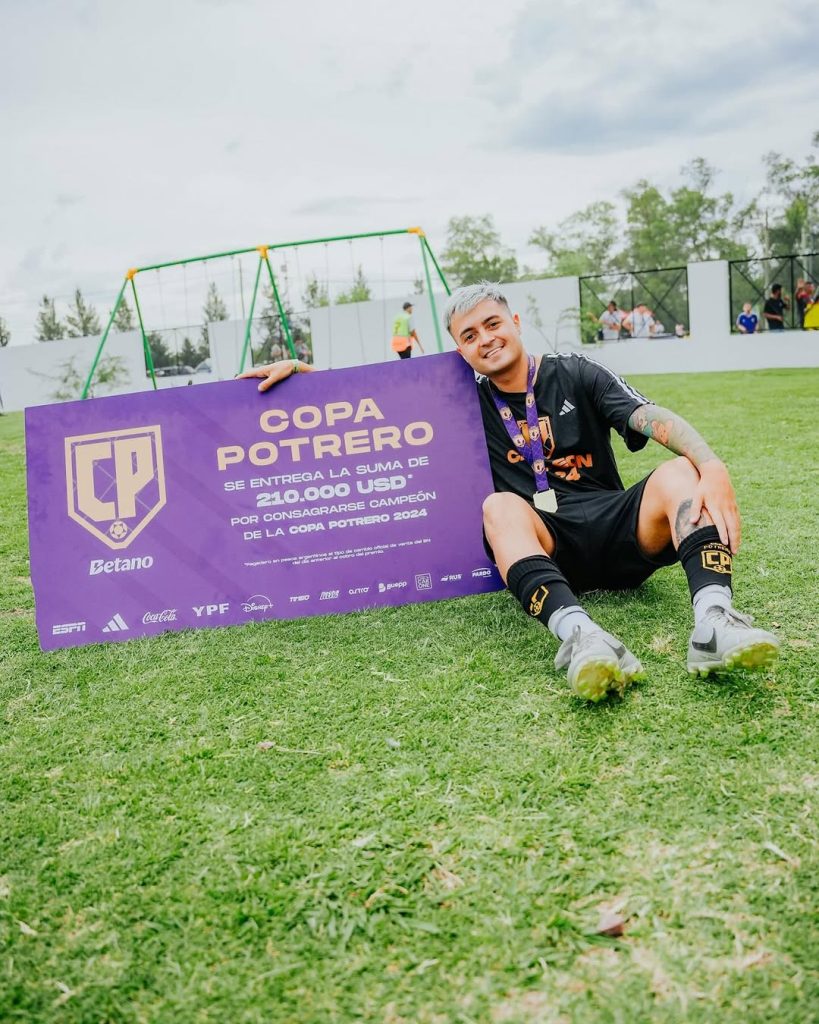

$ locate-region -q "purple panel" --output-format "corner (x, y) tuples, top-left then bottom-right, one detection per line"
(25, 352), (503, 650)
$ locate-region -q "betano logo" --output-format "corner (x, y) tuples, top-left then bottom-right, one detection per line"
(65, 425), (166, 550)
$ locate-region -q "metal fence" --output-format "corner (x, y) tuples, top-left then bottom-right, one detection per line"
(729, 252), (819, 331)
(578, 267), (689, 344)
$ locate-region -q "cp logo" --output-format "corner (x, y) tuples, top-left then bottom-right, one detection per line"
(701, 548), (732, 574)
(64, 426), (166, 549)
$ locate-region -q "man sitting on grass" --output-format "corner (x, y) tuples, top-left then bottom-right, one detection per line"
(238, 282), (779, 702)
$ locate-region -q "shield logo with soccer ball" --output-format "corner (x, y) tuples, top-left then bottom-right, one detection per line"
(64, 425), (166, 550)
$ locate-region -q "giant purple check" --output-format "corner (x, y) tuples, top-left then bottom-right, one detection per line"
(26, 352), (503, 650)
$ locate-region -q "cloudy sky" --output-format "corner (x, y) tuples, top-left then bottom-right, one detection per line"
(1, 0), (817, 345)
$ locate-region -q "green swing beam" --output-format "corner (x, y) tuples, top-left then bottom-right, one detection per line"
(81, 227), (451, 399)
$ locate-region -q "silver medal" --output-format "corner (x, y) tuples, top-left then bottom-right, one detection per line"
(534, 490), (558, 513)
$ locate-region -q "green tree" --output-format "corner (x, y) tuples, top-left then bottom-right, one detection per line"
(65, 288), (101, 337)
(619, 181), (675, 269)
(666, 158), (748, 262)
(254, 287), (296, 363)
(302, 274), (329, 309)
(147, 331), (172, 369)
(748, 133), (819, 255)
(35, 295), (64, 341)
(113, 297), (136, 332)
(529, 201), (620, 277)
(33, 354), (128, 401)
(0, 316), (10, 347)
(441, 214), (518, 286)
(201, 282), (228, 354)
(620, 160), (747, 269)
(178, 336), (200, 368)
(336, 266), (372, 304)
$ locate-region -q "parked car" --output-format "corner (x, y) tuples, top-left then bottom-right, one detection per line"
(151, 365), (195, 377)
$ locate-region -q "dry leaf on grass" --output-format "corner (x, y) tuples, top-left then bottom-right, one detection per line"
(596, 909), (627, 937)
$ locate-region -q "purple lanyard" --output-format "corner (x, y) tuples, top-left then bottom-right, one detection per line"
(489, 355), (551, 497)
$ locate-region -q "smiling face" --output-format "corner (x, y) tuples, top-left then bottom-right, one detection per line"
(449, 298), (525, 379)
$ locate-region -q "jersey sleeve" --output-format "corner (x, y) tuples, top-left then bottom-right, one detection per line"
(576, 354), (651, 452)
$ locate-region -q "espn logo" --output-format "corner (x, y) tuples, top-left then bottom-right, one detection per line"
(52, 621), (86, 636)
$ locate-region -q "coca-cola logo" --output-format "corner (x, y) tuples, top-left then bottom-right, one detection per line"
(142, 608), (178, 624)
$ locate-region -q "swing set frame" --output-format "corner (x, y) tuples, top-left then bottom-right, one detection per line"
(81, 227), (451, 400)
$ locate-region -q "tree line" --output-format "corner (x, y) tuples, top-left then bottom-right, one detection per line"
(25, 283), (229, 370)
(438, 135), (818, 286)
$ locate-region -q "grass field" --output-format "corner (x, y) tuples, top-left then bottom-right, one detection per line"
(1, 368), (818, 1024)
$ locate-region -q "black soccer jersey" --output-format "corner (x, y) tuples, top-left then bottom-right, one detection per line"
(476, 353), (651, 501)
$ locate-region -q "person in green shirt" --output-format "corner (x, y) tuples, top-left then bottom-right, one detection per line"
(390, 301), (424, 359)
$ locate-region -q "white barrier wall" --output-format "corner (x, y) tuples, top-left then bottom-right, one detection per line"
(575, 330), (819, 378)
(2, 265), (816, 412)
(306, 275), (580, 367)
(0, 331), (148, 412)
(688, 260), (730, 342)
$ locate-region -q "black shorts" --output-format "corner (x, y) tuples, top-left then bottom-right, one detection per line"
(485, 474), (678, 593)
(397, 348), (412, 359)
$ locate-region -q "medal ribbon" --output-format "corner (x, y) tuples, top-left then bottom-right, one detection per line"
(489, 355), (551, 496)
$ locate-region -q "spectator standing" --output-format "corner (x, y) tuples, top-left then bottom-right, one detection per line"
(390, 301), (424, 360)
(597, 301), (624, 341)
(794, 279), (815, 329)
(735, 302), (758, 335)
(762, 284), (789, 331)
(624, 303), (656, 338)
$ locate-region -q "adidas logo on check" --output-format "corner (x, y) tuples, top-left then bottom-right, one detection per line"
(559, 399), (575, 416)
(102, 613), (129, 633)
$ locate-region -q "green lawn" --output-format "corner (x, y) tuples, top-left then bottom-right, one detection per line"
(1, 369), (817, 1024)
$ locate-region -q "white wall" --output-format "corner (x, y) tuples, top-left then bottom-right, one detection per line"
(305, 275), (581, 367)
(689, 260), (730, 341)
(575, 330), (819, 377)
(0, 331), (147, 412)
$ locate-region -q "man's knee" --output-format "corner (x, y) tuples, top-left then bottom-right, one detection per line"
(652, 456), (700, 494)
(482, 491), (527, 533)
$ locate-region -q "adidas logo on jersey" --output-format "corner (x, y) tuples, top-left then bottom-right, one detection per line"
(102, 613), (129, 633)
(559, 399), (575, 416)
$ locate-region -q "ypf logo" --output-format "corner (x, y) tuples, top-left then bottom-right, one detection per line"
(65, 426), (166, 550)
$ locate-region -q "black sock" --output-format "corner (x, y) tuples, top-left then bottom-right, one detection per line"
(506, 556), (578, 628)
(677, 525), (733, 600)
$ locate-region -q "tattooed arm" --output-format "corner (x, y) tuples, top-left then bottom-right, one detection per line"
(628, 403), (741, 552)
(628, 403), (718, 468)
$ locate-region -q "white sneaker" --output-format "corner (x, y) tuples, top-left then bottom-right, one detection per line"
(687, 606), (779, 676)
(555, 626), (644, 702)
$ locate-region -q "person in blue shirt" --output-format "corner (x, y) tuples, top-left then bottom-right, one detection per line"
(736, 303), (758, 334)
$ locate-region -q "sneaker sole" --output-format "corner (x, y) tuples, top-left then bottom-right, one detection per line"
(571, 658), (645, 702)
(688, 640), (779, 677)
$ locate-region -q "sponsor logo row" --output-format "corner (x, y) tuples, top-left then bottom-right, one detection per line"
(52, 567), (496, 636)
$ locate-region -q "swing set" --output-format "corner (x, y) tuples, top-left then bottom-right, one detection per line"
(81, 227), (451, 400)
